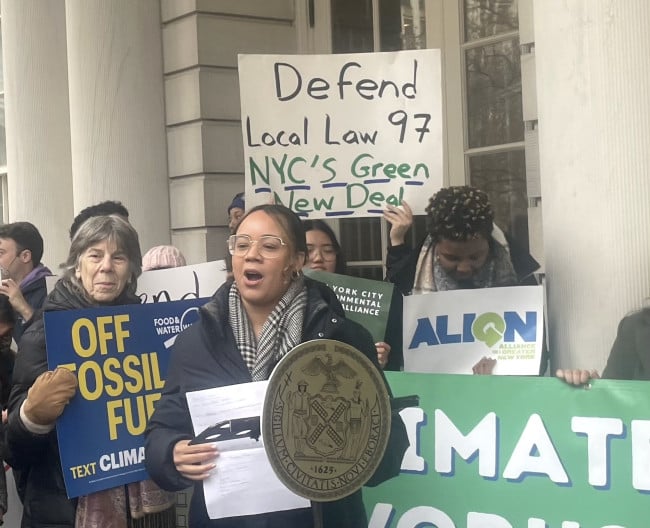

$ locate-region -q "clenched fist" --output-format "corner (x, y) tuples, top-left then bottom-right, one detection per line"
(23, 368), (78, 425)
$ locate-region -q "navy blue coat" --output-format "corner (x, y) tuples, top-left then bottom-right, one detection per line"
(602, 308), (650, 380)
(145, 279), (408, 528)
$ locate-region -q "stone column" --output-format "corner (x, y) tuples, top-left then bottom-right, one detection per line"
(1, 0), (73, 269)
(534, 1), (650, 370)
(65, 0), (170, 253)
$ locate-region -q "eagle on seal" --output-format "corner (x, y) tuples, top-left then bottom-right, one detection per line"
(302, 353), (357, 393)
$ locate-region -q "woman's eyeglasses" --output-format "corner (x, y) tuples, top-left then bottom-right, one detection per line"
(307, 244), (338, 262)
(228, 235), (286, 259)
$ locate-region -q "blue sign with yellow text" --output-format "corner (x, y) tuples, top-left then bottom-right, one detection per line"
(44, 298), (208, 498)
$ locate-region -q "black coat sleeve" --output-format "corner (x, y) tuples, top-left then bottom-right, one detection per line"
(5, 317), (56, 469)
(383, 290), (404, 371)
(144, 329), (197, 492)
(602, 314), (640, 380)
(385, 243), (418, 296)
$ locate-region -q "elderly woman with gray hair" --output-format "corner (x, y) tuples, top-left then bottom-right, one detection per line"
(6, 215), (174, 528)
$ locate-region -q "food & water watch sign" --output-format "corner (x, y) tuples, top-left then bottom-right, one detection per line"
(45, 298), (207, 498)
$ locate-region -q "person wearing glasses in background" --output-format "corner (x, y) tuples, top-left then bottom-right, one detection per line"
(145, 204), (408, 528)
(302, 220), (395, 369)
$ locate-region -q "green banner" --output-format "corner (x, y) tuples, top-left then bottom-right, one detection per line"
(304, 269), (394, 343)
(364, 372), (650, 527)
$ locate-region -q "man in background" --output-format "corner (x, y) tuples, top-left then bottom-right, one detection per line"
(228, 192), (245, 233)
(226, 193), (245, 280)
(0, 222), (52, 343)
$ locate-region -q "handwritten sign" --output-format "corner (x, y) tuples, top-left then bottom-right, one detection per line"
(238, 50), (443, 218)
(137, 260), (227, 303)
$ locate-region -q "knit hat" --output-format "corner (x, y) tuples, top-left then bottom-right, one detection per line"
(228, 192), (245, 214)
(142, 245), (187, 271)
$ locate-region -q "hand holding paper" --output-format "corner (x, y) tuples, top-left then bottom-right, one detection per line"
(173, 439), (219, 480)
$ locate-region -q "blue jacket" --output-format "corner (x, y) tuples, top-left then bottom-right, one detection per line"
(145, 278), (408, 528)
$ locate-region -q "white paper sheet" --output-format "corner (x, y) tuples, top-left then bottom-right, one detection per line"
(186, 381), (310, 519)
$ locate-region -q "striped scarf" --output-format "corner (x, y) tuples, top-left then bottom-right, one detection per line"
(229, 277), (307, 380)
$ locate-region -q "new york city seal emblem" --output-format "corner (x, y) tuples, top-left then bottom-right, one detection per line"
(263, 339), (391, 501)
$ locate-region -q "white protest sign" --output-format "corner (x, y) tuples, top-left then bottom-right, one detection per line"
(238, 50), (443, 218)
(403, 285), (544, 375)
(137, 260), (228, 303)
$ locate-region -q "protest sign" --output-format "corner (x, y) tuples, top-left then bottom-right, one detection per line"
(238, 50), (443, 218)
(45, 298), (208, 498)
(137, 260), (227, 303)
(364, 371), (650, 528)
(403, 285), (543, 374)
(304, 269), (394, 342)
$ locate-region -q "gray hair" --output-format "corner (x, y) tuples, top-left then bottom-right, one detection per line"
(64, 214), (142, 298)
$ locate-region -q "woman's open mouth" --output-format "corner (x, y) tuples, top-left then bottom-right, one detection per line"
(243, 270), (263, 284)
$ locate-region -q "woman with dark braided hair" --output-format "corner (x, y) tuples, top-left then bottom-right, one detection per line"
(383, 186), (518, 295)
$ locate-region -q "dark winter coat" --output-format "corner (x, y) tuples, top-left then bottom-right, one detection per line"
(602, 308), (650, 380)
(6, 279), (139, 528)
(13, 264), (52, 342)
(0, 336), (14, 516)
(145, 278), (408, 528)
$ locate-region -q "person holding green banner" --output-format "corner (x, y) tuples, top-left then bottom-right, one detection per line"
(557, 306), (650, 383)
(303, 219), (394, 369)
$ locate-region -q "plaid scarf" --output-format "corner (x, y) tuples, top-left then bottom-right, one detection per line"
(229, 277), (307, 381)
